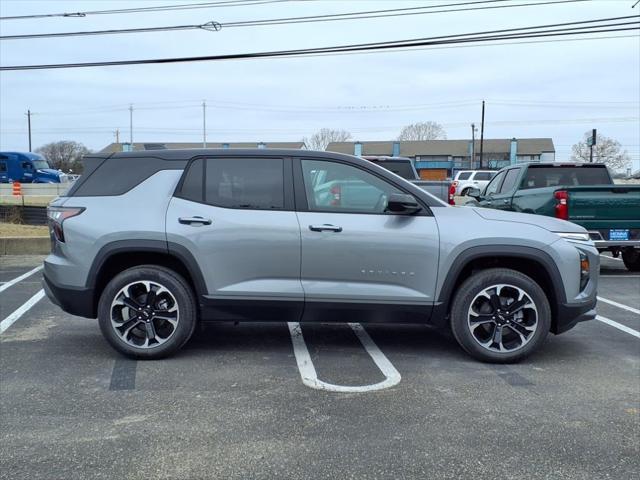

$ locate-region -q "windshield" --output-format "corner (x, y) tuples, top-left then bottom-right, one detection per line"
(32, 160), (50, 170)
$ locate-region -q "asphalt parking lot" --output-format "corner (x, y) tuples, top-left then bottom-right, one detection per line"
(1, 254), (638, 480)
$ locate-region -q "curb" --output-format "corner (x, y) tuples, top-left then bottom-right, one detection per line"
(0, 236), (50, 255)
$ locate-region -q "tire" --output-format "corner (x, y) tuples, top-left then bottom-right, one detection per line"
(98, 265), (197, 359)
(450, 268), (551, 363)
(460, 188), (469, 196)
(621, 249), (640, 272)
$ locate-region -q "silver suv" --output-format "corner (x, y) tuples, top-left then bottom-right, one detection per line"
(43, 149), (598, 363)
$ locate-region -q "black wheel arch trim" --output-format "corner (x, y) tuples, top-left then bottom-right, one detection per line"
(86, 239), (208, 301)
(432, 245), (567, 328)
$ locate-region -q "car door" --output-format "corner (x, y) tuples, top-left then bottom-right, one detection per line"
(294, 157), (440, 323)
(478, 170), (506, 208)
(491, 168), (521, 210)
(166, 155), (303, 321)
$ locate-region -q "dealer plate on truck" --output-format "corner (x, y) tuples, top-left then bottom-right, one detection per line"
(609, 229), (630, 241)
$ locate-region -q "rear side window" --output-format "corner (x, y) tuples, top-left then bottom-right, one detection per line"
(72, 157), (186, 196)
(178, 158), (204, 202)
(474, 172), (493, 181)
(522, 166), (611, 189)
(499, 169), (521, 193)
(0, 162), (6, 172)
(204, 158), (284, 210)
(457, 172), (472, 180)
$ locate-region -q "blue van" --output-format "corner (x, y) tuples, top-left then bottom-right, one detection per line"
(0, 152), (67, 183)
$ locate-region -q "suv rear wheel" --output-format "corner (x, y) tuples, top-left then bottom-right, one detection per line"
(621, 249), (640, 272)
(98, 265), (197, 359)
(450, 268), (551, 363)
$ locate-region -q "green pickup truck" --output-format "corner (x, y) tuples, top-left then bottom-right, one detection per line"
(466, 163), (640, 271)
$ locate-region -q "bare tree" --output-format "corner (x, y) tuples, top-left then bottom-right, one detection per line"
(303, 128), (352, 151)
(35, 141), (91, 174)
(397, 121), (447, 141)
(570, 132), (631, 171)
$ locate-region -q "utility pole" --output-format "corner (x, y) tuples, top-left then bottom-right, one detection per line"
(471, 123), (476, 169)
(202, 100), (207, 148)
(114, 128), (120, 144)
(129, 104), (133, 145)
(479, 100), (485, 169)
(588, 128), (596, 163)
(26, 109), (32, 152)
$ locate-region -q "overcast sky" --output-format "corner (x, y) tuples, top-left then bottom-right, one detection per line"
(1, 0), (638, 170)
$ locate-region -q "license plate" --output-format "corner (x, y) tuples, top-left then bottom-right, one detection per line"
(609, 229), (630, 241)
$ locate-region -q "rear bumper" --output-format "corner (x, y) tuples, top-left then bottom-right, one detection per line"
(553, 296), (597, 334)
(593, 240), (640, 249)
(43, 274), (96, 319)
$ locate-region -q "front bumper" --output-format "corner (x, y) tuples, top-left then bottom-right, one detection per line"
(553, 296), (597, 334)
(43, 274), (96, 319)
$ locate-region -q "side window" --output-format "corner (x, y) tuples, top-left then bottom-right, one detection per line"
(484, 171), (505, 196)
(499, 169), (521, 193)
(205, 157), (284, 210)
(178, 158), (204, 202)
(22, 162), (33, 170)
(0, 162), (7, 173)
(301, 159), (403, 214)
(457, 172), (472, 180)
(474, 172), (493, 181)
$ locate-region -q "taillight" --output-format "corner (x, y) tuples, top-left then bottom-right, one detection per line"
(554, 190), (569, 220)
(47, 206), (84, 242)
(330, 184), (341, 206)
(448, 183), (456, 205)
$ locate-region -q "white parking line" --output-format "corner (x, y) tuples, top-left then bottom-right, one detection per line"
(288, 322), (401, 393)
(597, 296), (640, 316)
(0, 265), (43, 294)
(0, 289), (45, 334)
(596, 315), (640, 339)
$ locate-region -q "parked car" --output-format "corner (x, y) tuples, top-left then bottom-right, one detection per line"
(44, 149), (598, 363)
(361, 156), (449, 203)
(465, 162), (640, 271)
(0, 151), (69, 183)
(452, 170), (495, 196)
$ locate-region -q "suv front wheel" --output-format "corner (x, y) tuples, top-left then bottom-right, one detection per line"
(98, 265), (197, 359)
(450, 268), (551, 363)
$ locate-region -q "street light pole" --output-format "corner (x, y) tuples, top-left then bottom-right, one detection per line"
(479, 100), (485, 169)
(26, 109), (32, 152)
(471, 123), (476, 169)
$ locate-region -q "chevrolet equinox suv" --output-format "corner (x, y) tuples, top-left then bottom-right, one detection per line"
(44, 149), (598, 363)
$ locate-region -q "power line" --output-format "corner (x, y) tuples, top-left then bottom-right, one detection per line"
(0, 0), (295, 21)
(2, 17), (638, 71)
(0, 0), (589, 40)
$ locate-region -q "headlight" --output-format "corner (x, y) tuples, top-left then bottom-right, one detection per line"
(555, 232), (590, 242)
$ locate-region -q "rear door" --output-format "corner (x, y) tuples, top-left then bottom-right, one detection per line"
(490, 168), (521, 210)
(294, 157), (440, 323)
(166, 155), (303, 321)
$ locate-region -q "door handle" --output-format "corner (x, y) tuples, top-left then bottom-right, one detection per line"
(179, 216), (212, 225)
(503, 199), (509, 204)
(309, 224), (342, 232)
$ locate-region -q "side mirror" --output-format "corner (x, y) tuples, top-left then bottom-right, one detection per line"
(466, 187), (481, 199)
(386, 193), (421, 214)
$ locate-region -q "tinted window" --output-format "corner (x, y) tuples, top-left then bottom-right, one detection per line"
(522, 166), (611, 189)
(474, 172), (493, 181)
(22, 162), (32, 170)
(179, 158), (203, 202)
(301, 159), (403, 214)
(370, 160), (416, 179)
(485, 171), (505, 195)
(0, 162), (6, 172)
(72, 157), (186, 196)
(499, 169), (521, 193)
(205, 158), (284, 210)
(457, 172), (472, 180)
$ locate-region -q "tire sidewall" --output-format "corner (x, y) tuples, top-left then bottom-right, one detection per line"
(450, 268), (551, 363)
(98, 266), (197, 359)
